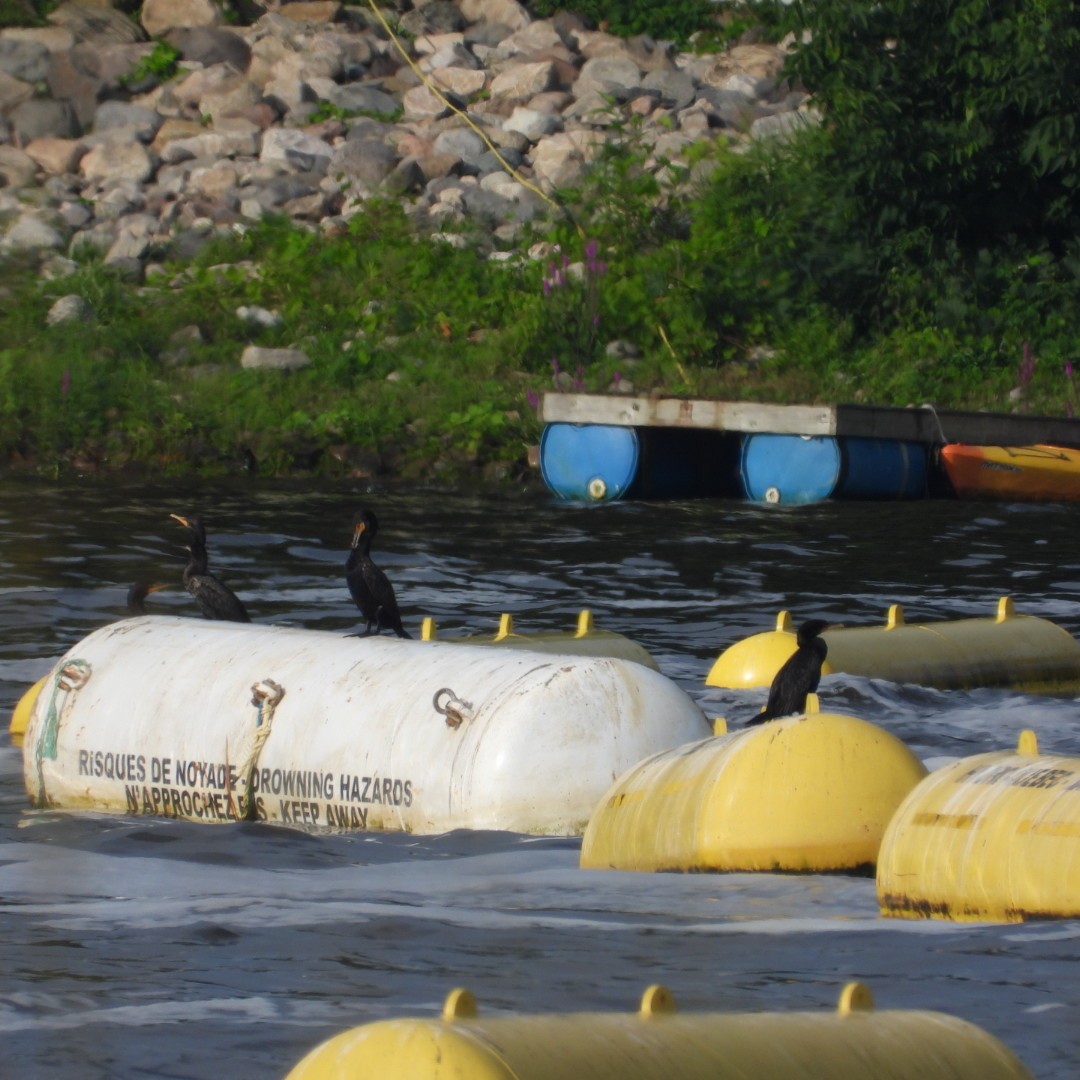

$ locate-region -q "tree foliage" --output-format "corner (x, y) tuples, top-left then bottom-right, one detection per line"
(785, 0), (1080, 257)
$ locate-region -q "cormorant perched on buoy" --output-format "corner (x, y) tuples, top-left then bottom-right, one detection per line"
(346, 506), (410, 638)
(170, 513), (251, 623)
(126, 581), (168, 615)
(747, 618), (829, 725)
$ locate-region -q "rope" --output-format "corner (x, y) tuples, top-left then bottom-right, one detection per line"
(920, 402), (950, 444)
(365, 0), (562, 215)
(34, 659), (92, 806)
(234, 679), (285, 820)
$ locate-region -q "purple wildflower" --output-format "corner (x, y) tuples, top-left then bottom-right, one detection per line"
(60, 369), (71, 397)
(525, 389), (540, 411)
(1065, 360), (1075, 381)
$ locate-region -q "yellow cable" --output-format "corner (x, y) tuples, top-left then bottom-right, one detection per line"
(366, 0), (562, 213)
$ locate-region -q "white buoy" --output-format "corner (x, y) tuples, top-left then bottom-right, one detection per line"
(21, 617), (711, 835)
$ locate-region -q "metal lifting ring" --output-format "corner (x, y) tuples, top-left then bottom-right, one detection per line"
(433, 687), (473, 729)
(250, 679), (286, 708)
(58, 661), (92, 692)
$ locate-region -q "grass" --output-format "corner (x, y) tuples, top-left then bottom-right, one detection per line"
(5, 56), (1080, 484)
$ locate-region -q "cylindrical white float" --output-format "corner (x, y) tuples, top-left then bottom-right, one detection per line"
(21, 617), (711, 836)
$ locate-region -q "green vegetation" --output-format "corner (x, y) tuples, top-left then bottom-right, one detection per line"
(119, 39), (182, 87)
(3, 0), (1080, 483)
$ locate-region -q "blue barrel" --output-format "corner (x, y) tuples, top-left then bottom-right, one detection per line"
(540, 423), (641, 502)
(540, 425), (741, 502)
(740, 434), (841, 504)
(837, 437), (927, 499)
(741, 434), (929, 504)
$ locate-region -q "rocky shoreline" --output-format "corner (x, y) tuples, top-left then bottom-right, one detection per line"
(0, 0), (812, 311)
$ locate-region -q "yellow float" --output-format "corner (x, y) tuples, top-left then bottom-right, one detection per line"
(8, 673), (47, 747)
(420, 609), (658, 669)
(283, 983), (1033, 1080)
(707, 598), (1080, 693)
(878, 730), (1080, 922)
(580, 699), (928, 873)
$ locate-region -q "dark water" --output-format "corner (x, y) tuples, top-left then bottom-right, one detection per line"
(2, 479), (1079, 1078)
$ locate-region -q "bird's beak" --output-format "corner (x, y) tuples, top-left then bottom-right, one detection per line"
(147, 583), (169, 595)
(170, 514), (190, 527)
(351, 523), (366, 549)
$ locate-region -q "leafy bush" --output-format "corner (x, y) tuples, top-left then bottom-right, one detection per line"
(785, 0), (1080, 277)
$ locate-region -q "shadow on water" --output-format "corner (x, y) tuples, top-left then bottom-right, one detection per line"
(2, 478), (1079, 1078)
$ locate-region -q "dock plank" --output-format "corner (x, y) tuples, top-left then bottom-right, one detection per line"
(540, 394), (1080, 447)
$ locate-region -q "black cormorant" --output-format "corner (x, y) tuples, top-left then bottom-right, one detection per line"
(170, 513), (251, 623)
(127, 581), (168, 615)
(346, 506), (410, 638)
(747, 618), (829, 725)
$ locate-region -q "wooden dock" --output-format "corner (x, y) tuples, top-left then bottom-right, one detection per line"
(540, 394), (1080, 447)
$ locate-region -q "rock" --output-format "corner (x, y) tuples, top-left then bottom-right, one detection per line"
(9, 99), (81, 145)
(188, 161), (241, 199)
(316, 81), (399, 116)
(500, 20), (565, 57)
(490, 60), (556, 100)
(278, 1), (341, 24)
(2, 25), (76, 52)
(383, 155), (425, 194)
(0, 145), (38, 188)
(2, 213), (67, 253)
(403, 84), (452, 120)
(46, 47), (107, 127)
(46, 294), (94, 326)
(0, 37), (52, 82)
(260, 127), (333, 172)
(92, 101), (163, 140)
(166, 27), (252, 73)
(751, 109), (818, 141)
(575, 54), (642, 98)
(399, 1), (466, 36)
(504, 105), (562, 141)
(530, 130), (599, 190)
(432, 126), (488, 169)
(160, 128), (262, 165)
(104, 230), (150, 276)
(240, 345), (312, 370)
(0, 0), (813, 313)
(459, 0), (530, 32)
(141, 0), (222, 39)
(23, 136), (86, 174)
(328, 137), (397, 188)
(0, 69), (34, 114)
(47, 2), (146, 44)
(430, 66), (486, 99)
(422, 41), (480, 71)
(237, 305), (284, 329)
(643, 68), (696, 110)
(80, 141), (157, 184)
(693, 44), (785, 100)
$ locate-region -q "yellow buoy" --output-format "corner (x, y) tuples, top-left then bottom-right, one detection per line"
(580, 702), (928, 873)
(707, 598), (1080, 693)
(878, 729), (1080, 922)
(283, 983), (1033, 1080)
(8, 673), (48, 747)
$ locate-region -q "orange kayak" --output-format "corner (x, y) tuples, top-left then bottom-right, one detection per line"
(940, 443), (1080, 502)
